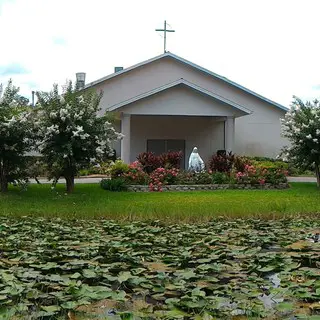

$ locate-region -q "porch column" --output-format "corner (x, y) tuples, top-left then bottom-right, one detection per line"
(225, 116), (235, 153)
(120, 113), (131, 164)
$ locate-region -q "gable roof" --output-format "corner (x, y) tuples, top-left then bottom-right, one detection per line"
(85, 52), (288, 112)
(108, 78), (252, 115)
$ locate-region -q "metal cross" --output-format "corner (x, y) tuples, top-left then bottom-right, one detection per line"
(155, 20), (175, 53)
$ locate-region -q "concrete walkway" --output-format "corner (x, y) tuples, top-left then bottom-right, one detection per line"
(30, 177), (103, 184)
(30, 176), (317, 184)
(287, 176), (317, 183)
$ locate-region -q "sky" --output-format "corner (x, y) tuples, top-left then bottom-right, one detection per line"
(1, 0), (320, 107)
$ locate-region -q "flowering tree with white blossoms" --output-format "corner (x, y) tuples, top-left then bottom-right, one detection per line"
(281, 97), (320, 187)
(35, 82), (122, 193)
(0, 80), (34, 192)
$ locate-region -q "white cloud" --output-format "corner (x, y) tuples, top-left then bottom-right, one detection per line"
(1, 0), (320, 107)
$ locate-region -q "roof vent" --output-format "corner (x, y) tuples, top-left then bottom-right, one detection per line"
(76, 72), (86, 90)
(114, 67), (123, 73)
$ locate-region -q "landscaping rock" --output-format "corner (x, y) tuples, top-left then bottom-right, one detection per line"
(126, 183), (289, 192)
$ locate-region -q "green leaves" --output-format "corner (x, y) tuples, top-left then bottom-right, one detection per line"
(82, 269), (97, 279)
(34, 81), (121, 192)
(1, 216), (320, 319)
(281, 96), (320, 173)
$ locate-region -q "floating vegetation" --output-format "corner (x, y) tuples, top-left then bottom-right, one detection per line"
(0, 217), (319, 319)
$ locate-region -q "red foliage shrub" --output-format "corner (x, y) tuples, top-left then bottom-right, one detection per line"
(208, 152), (250, 174)
(159, 151), (183, 169)
(137, 152), (161, 173)
(208, 152), (235, 174)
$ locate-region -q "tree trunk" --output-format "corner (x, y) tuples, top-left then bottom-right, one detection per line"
(0, 161), (8, 193)
(34, 177), (41, 184)
(0, 174), (8, 193)
(315, 164), (320, 188)
(65, 175), (75, 194)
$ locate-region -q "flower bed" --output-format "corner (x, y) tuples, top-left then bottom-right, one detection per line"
(101, 151), (289, 192)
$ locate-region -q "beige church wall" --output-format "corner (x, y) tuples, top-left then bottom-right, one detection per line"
(117, 86), (244, 117)
(94, 56), (289, 157)
(129, 115), (224, 165)
(234, 106), (288, 157)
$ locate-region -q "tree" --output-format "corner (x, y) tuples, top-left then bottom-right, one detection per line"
(0, 80), (33, 192)
(35, 82), (122, 193)
(281, 97), (320, 187)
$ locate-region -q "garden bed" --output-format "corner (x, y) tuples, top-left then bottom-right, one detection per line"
(127, 183), (289, 192)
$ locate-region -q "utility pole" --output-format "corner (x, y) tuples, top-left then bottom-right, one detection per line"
(155, 20), (175, 53)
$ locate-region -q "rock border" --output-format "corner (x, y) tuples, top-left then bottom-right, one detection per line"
(127, 183), (289, 192)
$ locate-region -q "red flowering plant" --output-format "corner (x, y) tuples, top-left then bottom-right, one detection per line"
(235, 164), (264, 185)
(123, 161), (150, 185)
(263, 167), (288, 184)
(235, 164), (288, 185)
(149, 167), (179, 191)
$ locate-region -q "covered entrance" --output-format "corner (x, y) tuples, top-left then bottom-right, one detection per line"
(112, 79), (251, 164)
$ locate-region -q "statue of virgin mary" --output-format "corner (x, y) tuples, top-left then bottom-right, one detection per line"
(188, 147), (205, 172)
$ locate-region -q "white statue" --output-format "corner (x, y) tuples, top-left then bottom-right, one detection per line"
(188, 147), (205, 172)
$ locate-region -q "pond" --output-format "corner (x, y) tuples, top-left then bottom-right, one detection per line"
(0, 217), (319, 319)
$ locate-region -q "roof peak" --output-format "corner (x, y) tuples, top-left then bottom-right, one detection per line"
(85, 52), (287, 112)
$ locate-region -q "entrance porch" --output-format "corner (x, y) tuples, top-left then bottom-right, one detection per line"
(119, 114), (235, 168)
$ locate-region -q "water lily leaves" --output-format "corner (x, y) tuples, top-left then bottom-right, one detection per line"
(162, 308), (187, 318)
(117, 271), (132, 283)
(191, 288), (206, 297)
(61, 301), (81, 310)
(257, 265), (277, 273)
(82, 269), (97, 279)
(41, 305), (61, 313)
(70, 272), (82, 279)
(1, 216), (320, 318)
(174, 269), (197, 280)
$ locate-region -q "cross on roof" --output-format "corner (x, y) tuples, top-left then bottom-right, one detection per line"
(155, 20), (175, 53)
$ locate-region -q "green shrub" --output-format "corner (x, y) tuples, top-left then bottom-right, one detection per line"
(211, 172), (229, 184)
(192, 171), (212, 184)
(252, 160), (288, 170)
(100, 178), (127, 191)
(78, 169), (90, 176)
(109, 160), (129, 178)
(175, 171), (196, 185)
(78, 161), (114, 176)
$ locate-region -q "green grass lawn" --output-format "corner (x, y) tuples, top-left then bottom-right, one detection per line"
(0, 182), (319, 222)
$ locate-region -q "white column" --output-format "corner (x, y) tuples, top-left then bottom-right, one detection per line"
(120, 113), (131, 164)
(225, 116), (235, 153)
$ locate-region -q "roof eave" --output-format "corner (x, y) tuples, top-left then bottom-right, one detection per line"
(85, 51), (288, 112)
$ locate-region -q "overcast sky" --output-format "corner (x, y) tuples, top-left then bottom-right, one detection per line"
(1, 0), (320, 107)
